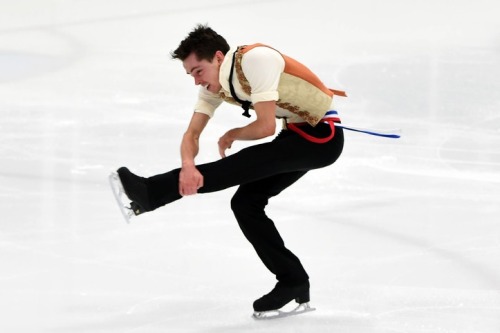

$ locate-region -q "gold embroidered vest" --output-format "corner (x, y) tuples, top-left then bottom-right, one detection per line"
(219, 43), (346, 126)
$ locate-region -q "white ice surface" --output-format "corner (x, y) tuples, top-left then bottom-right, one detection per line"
(1, 1), (500, 332)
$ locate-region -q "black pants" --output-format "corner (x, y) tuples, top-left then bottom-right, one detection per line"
(145, 123), (344, 285)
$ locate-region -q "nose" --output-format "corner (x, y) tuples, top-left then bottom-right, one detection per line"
(194, 77), (203, 86)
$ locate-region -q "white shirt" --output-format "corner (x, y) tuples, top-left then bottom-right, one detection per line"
(193, 46), (311, 123)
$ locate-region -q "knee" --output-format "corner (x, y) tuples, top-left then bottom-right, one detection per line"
(230, 190), (248, 216)
(230, 190), (267, 216)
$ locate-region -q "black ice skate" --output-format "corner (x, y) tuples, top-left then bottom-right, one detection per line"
(252, 281), (315, 319)
(109, 167), (150, 223)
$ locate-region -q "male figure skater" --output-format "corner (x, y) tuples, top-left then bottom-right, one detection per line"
(114, 24), (345, 315)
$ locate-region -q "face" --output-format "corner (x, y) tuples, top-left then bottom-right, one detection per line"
(183, 51), (224, 94)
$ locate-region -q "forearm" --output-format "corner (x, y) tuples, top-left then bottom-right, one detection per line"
(180, 132), (200, 167)
(225, 120), (276, 141)
(218, 101), (276, 157)
(179, 132), (204, 196)
(226, 101), (277, 141)
(180, 112), (210, 167)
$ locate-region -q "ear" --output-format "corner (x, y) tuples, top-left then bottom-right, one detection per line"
(214, 50), (225, 63)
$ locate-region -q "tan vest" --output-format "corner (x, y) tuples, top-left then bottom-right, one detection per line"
(220, 43), (346, 126)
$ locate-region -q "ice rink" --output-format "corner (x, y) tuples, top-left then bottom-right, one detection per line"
(1, 0), (499, 332)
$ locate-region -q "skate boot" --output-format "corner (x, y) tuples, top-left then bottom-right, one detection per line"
(116, 167), (151, 215)
(253, 281), (310, 313)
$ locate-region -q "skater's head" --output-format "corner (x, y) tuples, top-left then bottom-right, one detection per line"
(171, 24), (229, 62)
(171, 24), (229, 93)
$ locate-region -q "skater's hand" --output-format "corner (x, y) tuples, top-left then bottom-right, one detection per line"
(179, 164), (204, 196)
(218, 103), (276, 158)
(218, 131), (234, 158)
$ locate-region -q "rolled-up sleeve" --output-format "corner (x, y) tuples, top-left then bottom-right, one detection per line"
(194, 87), (223, 118)
(241, 47), (285, 104)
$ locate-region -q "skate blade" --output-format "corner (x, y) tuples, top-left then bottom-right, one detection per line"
(109, 172), (134, 224)
(252, 302), (316, 320)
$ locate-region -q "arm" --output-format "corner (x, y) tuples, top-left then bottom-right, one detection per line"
(179, 112), (210, 196)
(218, 100), (276, 158)
(217, 46), (283, 157)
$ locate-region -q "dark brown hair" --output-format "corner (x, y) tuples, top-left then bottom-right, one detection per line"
(171, 24), (230, 61)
